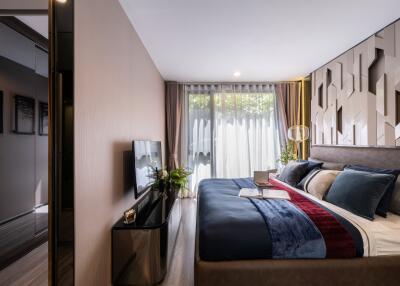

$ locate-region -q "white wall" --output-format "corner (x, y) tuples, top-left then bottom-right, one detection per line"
(74, 0), (165, 284)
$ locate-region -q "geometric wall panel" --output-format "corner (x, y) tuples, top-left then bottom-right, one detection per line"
(346, 73), (354, 98)
(396, 122), (400, 142)
(354, 53), (362, 92)
(318, 84), (323, 108)
(335, 62), (343, 89)
(376, 74), (386, 116)
(396, 90), (400, 126)
(311, 19), (400, 147)
(368, 49), (385, 95)
(337, 106), (343, 134)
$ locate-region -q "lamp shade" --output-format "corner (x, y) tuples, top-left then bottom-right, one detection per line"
(288, 125), (309, 142)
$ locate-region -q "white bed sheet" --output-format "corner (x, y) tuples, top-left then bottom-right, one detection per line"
(276, 179), (400, 257)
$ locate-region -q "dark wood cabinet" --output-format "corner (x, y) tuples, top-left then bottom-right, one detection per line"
(112, 189), (181, 285)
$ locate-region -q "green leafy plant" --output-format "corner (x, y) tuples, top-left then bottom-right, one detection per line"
(169, 167), (192, 191)
(277, 141), (297, 165)
(150, 166), (192, 192)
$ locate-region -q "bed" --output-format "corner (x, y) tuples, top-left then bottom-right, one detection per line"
(194, 145), (400, 286)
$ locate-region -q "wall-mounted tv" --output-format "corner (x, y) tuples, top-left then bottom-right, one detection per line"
(132, 140), (162, 199)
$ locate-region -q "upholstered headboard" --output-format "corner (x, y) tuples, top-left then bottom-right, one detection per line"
(310, 145), (400, 170)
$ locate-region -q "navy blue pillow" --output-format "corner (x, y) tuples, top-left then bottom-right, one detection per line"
(345, 165), (400, 217)
(278, 161), (309, 186)
(300, 160), (323, 175)
(325, 170), (395, 220)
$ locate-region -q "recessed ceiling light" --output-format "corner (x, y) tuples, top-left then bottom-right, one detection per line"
(56, 0), (67, 3)
(233, 71), (241, 77)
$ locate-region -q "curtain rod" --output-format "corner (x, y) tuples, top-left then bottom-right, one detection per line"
(176, 80), (304, 85)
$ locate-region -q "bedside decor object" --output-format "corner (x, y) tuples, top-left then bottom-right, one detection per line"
(150, 166), (170, 192)
(38, 101), (48, 135)
(13, 95), (35, 135)
(288, 125), (309, 160)
(123, 208), (137, 224)
(277, 142), (297, 171)
(151, 166), (192, 197)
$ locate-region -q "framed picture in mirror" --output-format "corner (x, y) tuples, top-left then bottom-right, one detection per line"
(13, 95), (35, 135)
(39, 101), (48, 136)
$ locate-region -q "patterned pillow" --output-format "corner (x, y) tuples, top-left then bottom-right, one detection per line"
(296, 168), (321, 190)
(303, 170), (341, 200)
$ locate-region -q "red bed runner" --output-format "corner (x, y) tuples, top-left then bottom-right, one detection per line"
(269, 177), (356, 258)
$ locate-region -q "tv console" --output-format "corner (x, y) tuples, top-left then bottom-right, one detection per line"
(112, 188), (181, 285)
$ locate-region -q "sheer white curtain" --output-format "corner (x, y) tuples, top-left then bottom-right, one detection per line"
(184, 84), (280, 192)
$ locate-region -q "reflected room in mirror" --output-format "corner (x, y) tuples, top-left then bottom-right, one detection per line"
(132, 140), (162, 199)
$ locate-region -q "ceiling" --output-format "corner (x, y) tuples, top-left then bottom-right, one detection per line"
(16, 16), (48, 39)
(119, 0), (400, 82)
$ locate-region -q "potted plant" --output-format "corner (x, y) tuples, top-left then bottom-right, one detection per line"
(169, 167), (192, 198)
(150, 167), (170, 192)
(277, 141), (297, 172)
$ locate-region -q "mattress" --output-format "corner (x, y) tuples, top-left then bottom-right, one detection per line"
(276, 178), (400, 257)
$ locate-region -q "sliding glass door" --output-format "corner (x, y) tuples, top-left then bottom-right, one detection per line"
(186, 84), (280, 190)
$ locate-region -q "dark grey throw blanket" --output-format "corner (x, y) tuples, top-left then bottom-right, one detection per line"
(234, 178), (326, 258)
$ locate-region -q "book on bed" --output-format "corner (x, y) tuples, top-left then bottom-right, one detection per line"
(239, 188), (290, 200)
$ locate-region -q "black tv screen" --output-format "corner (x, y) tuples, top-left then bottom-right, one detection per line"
(132, 140), (162, 198)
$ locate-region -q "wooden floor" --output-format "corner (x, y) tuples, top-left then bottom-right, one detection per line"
(0, 199), (197, 286)
(0, 209), (47, 269)
(0, 242), (48, 286)
(161, 198), (197, 286)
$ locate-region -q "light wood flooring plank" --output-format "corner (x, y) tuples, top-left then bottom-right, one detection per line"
(161, 198), (197, 286)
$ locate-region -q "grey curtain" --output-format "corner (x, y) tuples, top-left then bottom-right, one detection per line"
(275, 82), (303, 152)
(165, 81), (184, 169)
